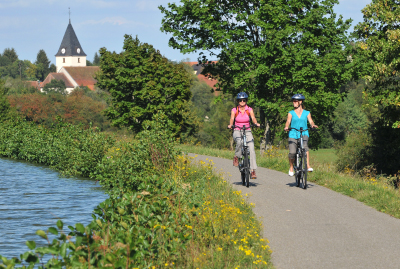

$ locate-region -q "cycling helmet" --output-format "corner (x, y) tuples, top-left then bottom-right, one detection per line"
(236, 92), (249, 99)
(291, 94), (305, 101)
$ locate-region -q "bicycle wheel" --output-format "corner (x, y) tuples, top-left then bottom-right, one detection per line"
(244, 151), (250, 188)
(241, 171), (246, 186)
(295, 153), (300, 187)
(302, 151), (308, 189)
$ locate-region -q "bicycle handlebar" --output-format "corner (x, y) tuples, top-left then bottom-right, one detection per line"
(228, 124), (261, 130)
(287, 127), (318, 132)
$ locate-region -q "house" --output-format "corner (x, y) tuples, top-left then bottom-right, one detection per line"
(38, 19), (99, 93)
(185, 61), (219, 94)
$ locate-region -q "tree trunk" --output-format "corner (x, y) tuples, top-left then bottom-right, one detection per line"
(260, 109), (271, 155)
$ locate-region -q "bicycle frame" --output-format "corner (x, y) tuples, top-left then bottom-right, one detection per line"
(231, 124), (252, 187)
(289, 127), (308, 189)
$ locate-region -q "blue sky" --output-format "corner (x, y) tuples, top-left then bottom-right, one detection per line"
(0, 0), (371, 65)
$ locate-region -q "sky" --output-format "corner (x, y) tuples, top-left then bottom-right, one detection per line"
(0, 0), (372, 65)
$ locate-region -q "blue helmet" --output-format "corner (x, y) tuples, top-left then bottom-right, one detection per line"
(236, 92), (249, 99)
(291, 94), (305, 101)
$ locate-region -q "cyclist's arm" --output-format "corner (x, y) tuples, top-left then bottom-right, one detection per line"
(249, 109), (260, 127)
(227, 109), (236, 129)
(284, 113), (292, 131)
(307, 113), (318, 128)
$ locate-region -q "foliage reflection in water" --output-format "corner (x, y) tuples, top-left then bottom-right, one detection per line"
(0, 158), (107, 258)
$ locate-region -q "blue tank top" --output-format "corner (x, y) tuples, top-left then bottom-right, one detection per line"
(288, 110), (310, 139)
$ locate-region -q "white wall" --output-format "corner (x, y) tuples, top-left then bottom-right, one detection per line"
(56, 56), (87, 72)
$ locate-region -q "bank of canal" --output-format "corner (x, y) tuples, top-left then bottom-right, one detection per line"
(0, 158), (108, 258)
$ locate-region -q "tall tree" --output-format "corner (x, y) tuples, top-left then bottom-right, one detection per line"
(353, 0), (400, 128)
(93, 52), (100, 66)
(35, 50), (52, 81)
(96, 35), (198, 136)
(160, 0), (353, 145)
(2, 48), (18, 63)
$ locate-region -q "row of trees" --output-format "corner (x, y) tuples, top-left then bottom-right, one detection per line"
(0, 48), (101, 81)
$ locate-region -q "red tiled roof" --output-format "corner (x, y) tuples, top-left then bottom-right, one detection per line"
(64, 66), (100, 89)
(184, 61), (219, 95)
(42, 73), (74, 88)
(25, 81), (43, 89)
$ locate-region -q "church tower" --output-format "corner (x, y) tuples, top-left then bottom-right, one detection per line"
(55, 19), (87, 72)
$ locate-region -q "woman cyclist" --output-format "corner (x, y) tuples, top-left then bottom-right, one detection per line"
(228, 92), (260, 179)
(284, 94), (318, 176)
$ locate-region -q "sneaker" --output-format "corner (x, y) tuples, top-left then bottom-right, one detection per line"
(288, 170), (294, 176)
(308, 167), (313, 172)
(251, 171), (257, 179)
(233, 156), (239, 167)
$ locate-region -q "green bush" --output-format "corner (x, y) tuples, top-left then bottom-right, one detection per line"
(336, 130), (372, 172)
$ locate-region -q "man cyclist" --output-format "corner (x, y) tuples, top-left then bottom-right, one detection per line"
(228, 92), (260, 179)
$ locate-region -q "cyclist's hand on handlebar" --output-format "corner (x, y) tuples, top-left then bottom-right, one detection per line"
(227, 125), (232, 129)
(284, 127), (289, 131)
(311, 125), (318, 129)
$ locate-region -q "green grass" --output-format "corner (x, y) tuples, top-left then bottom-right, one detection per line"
(178, 144), (400, 219)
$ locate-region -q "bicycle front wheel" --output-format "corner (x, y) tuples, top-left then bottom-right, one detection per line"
(244, 151), (250, 188)
(302, 151), (308, 189)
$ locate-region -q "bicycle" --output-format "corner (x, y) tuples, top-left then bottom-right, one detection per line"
(229, 124), (258, 188)
(288, 127), (315, 189)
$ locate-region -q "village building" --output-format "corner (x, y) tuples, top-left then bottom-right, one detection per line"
(39, 19), (99, 93)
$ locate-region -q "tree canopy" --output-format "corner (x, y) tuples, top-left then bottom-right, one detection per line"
(353, 0), (400, 128)
(96, 35), (198, 137)
(35, 50), (52, 81)
(160, 0), (353, 143)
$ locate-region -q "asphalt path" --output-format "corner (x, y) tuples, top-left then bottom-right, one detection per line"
(189, 153), (400, 269)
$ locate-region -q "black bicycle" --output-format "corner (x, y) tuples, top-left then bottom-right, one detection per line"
(288, 127), (313, 189)
(230, 124), (258, 188)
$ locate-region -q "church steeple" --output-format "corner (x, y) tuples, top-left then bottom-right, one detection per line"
(55, 16), (87, 72)
(55, 22), (86, 57)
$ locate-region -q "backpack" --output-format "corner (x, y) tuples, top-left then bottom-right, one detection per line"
(233, 106), (252, 126)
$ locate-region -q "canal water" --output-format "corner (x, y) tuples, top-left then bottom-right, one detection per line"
(0, 158), (108, 259)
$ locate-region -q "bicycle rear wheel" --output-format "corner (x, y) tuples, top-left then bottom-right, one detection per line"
(241, 171), (246, 186)
(302, 151), (308, 189)
(244, 151), (250, 188)
(295, 153), (300, 187)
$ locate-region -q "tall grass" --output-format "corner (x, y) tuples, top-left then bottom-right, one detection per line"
(179, 144), (400, 219)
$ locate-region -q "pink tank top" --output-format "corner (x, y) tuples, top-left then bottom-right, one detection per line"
(232, 105), (253, 130)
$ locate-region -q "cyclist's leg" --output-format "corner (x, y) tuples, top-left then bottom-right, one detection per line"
(246, 131), (257, 171)
(288, 138), (297, 174)
(233, 130), (243, 158)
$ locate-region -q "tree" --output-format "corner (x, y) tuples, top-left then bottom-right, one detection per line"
(42, 79), (67, 95)
(93, 52), (100, 66)
(353, 0), (400, 128)
(96, 35), (198, 136)
(160, 0), (353, 147)
(35, 50), (52, 81)
(2, 48), (18, 63)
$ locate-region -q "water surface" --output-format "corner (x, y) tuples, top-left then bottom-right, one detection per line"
(0, 158), (108, 258)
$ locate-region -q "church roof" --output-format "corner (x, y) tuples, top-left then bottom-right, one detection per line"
(63, 66), (100, 90)
(55, 22), (87, 57)
(43, 73), (75, 88)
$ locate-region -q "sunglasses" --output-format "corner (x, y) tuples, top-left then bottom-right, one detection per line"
(238, 99), (247, 102)
(292, 100), (299, 102)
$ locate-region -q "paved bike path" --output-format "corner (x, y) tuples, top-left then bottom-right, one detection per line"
(189, 153), (400, 269)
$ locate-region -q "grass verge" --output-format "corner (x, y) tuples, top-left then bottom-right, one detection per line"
(178, 144), (400, 219)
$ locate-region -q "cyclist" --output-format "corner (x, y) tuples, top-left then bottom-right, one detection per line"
(284, 94), (318, 176)
(227, 92), (260, 179)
